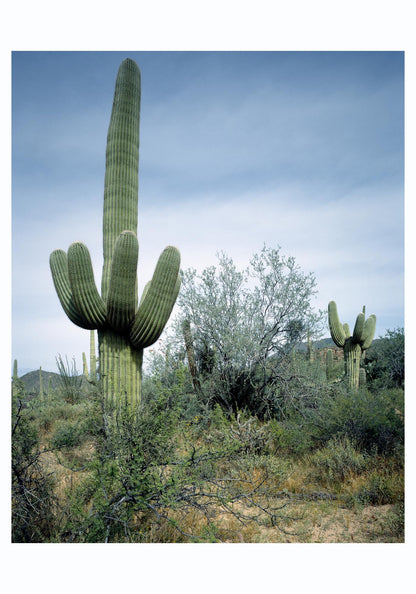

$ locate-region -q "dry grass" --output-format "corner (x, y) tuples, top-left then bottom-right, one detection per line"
(36, 416), (404, 543)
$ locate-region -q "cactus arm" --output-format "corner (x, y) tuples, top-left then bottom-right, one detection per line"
(352, 312), (365, 343)
(130, 246), (181, 349)
(343, 323), (351, 338)
(50, 249), (94, 329)
(101, 59), (141, 303)
(328, 301), (346, 347)
(107, 231), (139, 333)
(67, 242), (107, 329)
(361, 314), (377, 350)
(139, 280), (151, 306)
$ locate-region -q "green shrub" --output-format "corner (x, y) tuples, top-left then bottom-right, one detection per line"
(354, 471), (401, 506)
(12, 393), (58, 541)
(310, 386), (404, 455)
(266, 418), (314, 456)
(308, 437), (367, 485)
(51, 420), (84, 449)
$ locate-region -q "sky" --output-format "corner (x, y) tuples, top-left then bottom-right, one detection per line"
(11, 50), (404, 373)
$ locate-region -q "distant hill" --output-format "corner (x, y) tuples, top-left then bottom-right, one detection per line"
(297, 336), (381, 353)
(295, 336), (338, 353)
(17, 369), (90, 397)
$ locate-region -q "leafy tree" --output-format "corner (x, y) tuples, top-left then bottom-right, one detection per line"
(174, 246), (324, 417)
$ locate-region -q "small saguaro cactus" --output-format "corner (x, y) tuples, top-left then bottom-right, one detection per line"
(328, 301), (376, 390)
(359, 367), (367, 388)
(50, 59), (181, 408)
(13, 359), (18, 382)
(39, 366), (44, 402)
(82, 330), (97, 382)
(326, 348), (334, 381)
(306, 329), (314, 362)
(182, 318), (201, 392)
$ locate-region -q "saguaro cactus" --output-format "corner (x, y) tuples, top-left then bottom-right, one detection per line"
(326, 348), (334, 381)
(39, 366), (44, 402)
(328, 301), (376, 390)
(182, 318), (201, 392)
(82, 330), (97, 382)
(50, 59), (181, 407)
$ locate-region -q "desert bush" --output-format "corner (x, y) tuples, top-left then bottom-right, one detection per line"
(309, 385), (404, 455)
(12, 393), (58, 542)
(353, 471), (402, 506)
(51, 420), (85, 450)
(307, 437), (367, 485)
(266, 417), (314, 456)
(364, 328), (404, 390)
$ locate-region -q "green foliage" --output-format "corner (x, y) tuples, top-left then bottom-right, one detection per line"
(55, 354), (83, 403)
(353, 471), (400, 506)
(12, 392), (57, 542)
(173, 247), (324, 417)
(50, 58), (181, 407)
(310, 385), (404, 455)
(364, 328), (404, 389)
(51, 419), (85, 450)
(266, 417), (314, 455)
(308, 437), (367, 485)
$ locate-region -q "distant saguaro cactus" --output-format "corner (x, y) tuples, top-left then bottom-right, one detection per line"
(328, 301), (376, 390)
(182, 318), (200, 392)
(50, 59), (181, 407)
(359, 367), (367, 388)
(82, 330), (97, 382)
(13, 359), (18, 382)
(326, 349), (334, 381)
(39, 367), (44, 402)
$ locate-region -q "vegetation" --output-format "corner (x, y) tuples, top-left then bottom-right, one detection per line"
(11, 313), (404, 543)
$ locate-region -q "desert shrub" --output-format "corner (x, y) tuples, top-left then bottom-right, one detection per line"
(12, 393), (58, 542)
(266, 417), (314, 456)
(308, 437), (367, 485)
(51, 419), (85, 450)
(364, 328), (404, 390)
(353, 470), (402, 506)
(55, 354), (83, 403)
(309, 385), (404, 455)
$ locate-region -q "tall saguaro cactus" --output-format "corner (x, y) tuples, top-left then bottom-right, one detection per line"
(50, 59), (181, 407)
(328, 301), (376, 390)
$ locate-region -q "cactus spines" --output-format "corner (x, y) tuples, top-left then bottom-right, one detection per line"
(328, 301), (376, 390)
(50, 59), (181, 407)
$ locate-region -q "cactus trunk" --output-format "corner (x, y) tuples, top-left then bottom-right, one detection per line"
(98, 330), (143, 407)
(343, 340), (362, 390)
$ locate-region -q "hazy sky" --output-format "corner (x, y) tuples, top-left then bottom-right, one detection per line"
(12, 51), (404, 373)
